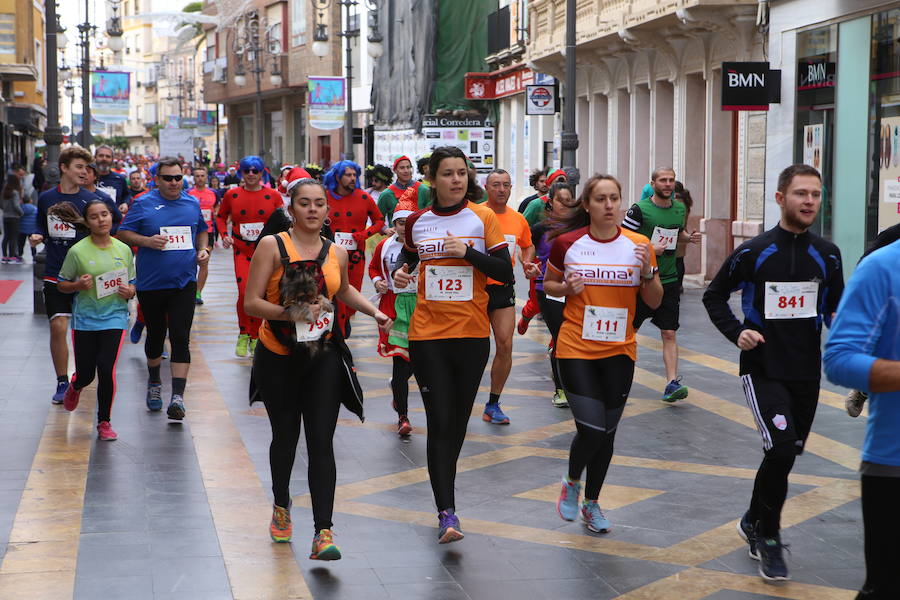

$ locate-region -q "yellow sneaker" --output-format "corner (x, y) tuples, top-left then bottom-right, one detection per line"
(235, 334), (250, 357)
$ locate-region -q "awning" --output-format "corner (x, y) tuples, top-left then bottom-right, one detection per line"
(0, 64), (38, 82)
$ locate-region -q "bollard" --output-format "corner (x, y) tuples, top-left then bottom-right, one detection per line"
(33, 250), (45, 315)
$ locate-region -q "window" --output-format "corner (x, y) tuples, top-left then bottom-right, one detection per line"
(0, 14), (15, 56)
(291, 0), (306, 46)
(34, 40), (44, 92)
(207, 33), (216, 62)
(266, 3), (283, 49)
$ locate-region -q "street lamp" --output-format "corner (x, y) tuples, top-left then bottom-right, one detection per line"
(311, 0), (383, 161)
(105, 0), (125, 53)
(231, 10), (282, 159)
(43, 3), (66, 186)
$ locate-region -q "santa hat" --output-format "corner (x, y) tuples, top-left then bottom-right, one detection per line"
(546, 168), (567, 187)
(392, 191), (419, 222)
(392, 155), (412, 171)
(279, 166), (313, 195)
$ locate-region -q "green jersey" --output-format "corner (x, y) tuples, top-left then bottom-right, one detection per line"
(522, 195), (549, 226)
(417, 181), (431, 208)
(58, 237), (135, 331)
(622, 197), (686, 284)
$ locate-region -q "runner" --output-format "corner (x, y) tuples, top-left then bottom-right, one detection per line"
(364, 164), (393, 205)
(517, 167), (549, 213)
(94, 145), (131, 214)
(188, 165), (217, 305)
(54, 200), (135, 441)
(34, 146), (122, 404)
(623, 167), (701, 403)
(369, 194), (419, 437)
(377, 155), (417, 225)
(245, 177), (391, 553)
(824, 239), (900, 600)
(530, 181), (580, 408)
(522, 168), (567, 226)
(482, 169), (534, 425)
(416, 155), (430, 183)
(392, 146), (513, 543)
(215, 156), (284, 356)
(322, 160), (386, 337)
(116, 157), (210, 421)
(703, 164), (843, 582)
(544, 174), (662, 535)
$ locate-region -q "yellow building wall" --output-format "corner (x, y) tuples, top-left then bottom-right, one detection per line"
(17, 2), (46, 109)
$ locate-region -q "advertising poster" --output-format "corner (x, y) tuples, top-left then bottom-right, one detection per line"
(196, 110), (216, 136)
(159, 128), (194, 160)
(91, 71), (130, 123)
(802, 124), (823, 171)
(73, 114), (105, 136)
(421, 114), (495, 180)
(878, 116), (900, 232)
(308, 76), (346, 131)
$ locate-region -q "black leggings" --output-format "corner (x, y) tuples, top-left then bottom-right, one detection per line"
(17, 233), (35, 258)
(391, 356), (414, 416)
(253, 343), (343, 533)
(2, 218), (19, 258)
(409, 337), (490, 512)
(856, 474), (900, 599)
(537, 291), (564, 390)
(137, 282), (196, 363)
(558, 355), (635, 500)
(748, 442), (797, 538)
(72, 329), (125, 423)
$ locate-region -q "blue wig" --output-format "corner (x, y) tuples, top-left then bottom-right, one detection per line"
(323, 160), (362, 193)
(239, 155), (266, 173)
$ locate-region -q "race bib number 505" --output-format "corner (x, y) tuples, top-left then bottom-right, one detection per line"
(764, 281), (818, 319)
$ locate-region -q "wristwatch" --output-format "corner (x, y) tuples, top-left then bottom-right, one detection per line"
(641, 266), (658, 281)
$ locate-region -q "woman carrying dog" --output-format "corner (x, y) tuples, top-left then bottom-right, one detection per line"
(245, 178), (392, 557)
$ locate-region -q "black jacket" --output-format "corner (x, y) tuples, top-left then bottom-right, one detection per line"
(703, 225), (843, 381)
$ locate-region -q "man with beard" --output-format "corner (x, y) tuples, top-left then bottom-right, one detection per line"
(623, 167), (701, 403)
(215, 156), (285, 356)
(703, 164), (843, 582)
(377, 155), (418, 225)
(94, 145), (131, 215)
(128, 170), (147, 202)
(517, 167), (549, 213)
(323, 160), (386, 336)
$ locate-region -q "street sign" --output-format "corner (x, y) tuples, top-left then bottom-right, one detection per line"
(525, 84), (557, 115)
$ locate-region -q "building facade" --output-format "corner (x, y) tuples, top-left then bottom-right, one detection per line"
(0, 0), (47, 174)
(523, 0), (766, 281)
(765, 0), (900, 270)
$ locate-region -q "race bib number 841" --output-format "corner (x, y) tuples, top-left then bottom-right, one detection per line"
(764, 281), (818, 319)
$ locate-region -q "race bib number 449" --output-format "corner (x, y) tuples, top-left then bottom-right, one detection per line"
(764, 281), (818, 319)
(160, 226), (193, 251)
(48, 215), (76, 239)
(425, 265), (473, 301)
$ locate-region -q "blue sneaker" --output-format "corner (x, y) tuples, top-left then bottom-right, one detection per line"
(130, 321), (144, 344)
(51, 380), (68, 405)
(146, 383), (163, 411)
(437, 509), (464, 544)
(556, 477), (581, 521)
(662, 377), (688, 403)
(581, 500), (611, 533)
(482, 403), (510, 425)
(755, 535), (790, 581)
(167, 394), (185, 421)
(737, 511), (758, 559)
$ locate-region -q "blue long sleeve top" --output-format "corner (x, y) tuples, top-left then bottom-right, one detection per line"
(823, 240), (900, 467)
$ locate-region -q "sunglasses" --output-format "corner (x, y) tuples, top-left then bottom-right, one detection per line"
(242, 168), (261, 174)
(160, 174), (184, 182)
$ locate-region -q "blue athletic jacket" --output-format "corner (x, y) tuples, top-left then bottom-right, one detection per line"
(824, 240), (900, 467)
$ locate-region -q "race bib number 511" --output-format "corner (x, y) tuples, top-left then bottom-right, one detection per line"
(764, 281), (818, 319)
(160, 226), (193, 251)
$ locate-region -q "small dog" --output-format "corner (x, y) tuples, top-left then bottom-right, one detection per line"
(279, 262), (334, 354)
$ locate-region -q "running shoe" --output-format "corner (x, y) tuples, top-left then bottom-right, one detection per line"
(63, 380), (81, 412)
(12, 257), (23, 264)
(167, 395), (186, 421)
(129, 321), (144, 344)
(248, 338), (258, 356)
(194, 293), (204, 305)
(97, 421), (118, 441)
(146, 383), (163, 411)
(51, 379), (68, 405)
(556, 477), (581, 521)
(482, 403), (510, 425)
(845, 389), (867, 418)
(517, 315), (531, 335)
(310, 529), (341, 560)
(235, 333), (250, 357)
(581, 500), (611, 533)
(736, 511), (758, 559)
(552, 389), (569, 408)
(662, 377), (689, 403)
(270, 502), (292, 543)
(397, 415), (412, 436)
(437, 509), (464, 544)
(755, 536), (790, 581)
(0, 257), (8, 264)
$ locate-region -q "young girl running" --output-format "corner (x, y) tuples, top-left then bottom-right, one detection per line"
(543, 175), (662, 533)
(245, 178), (391, 557)
(369, 194), (419, 437)
(393, 146), (513, 543)
(55, 200), (136, 440)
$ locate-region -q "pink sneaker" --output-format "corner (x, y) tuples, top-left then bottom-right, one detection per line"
(97, 421), (118, 441)
(63, 380), (81, 411)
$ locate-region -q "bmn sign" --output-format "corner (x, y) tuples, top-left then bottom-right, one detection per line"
(721, 62), (781, 111)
